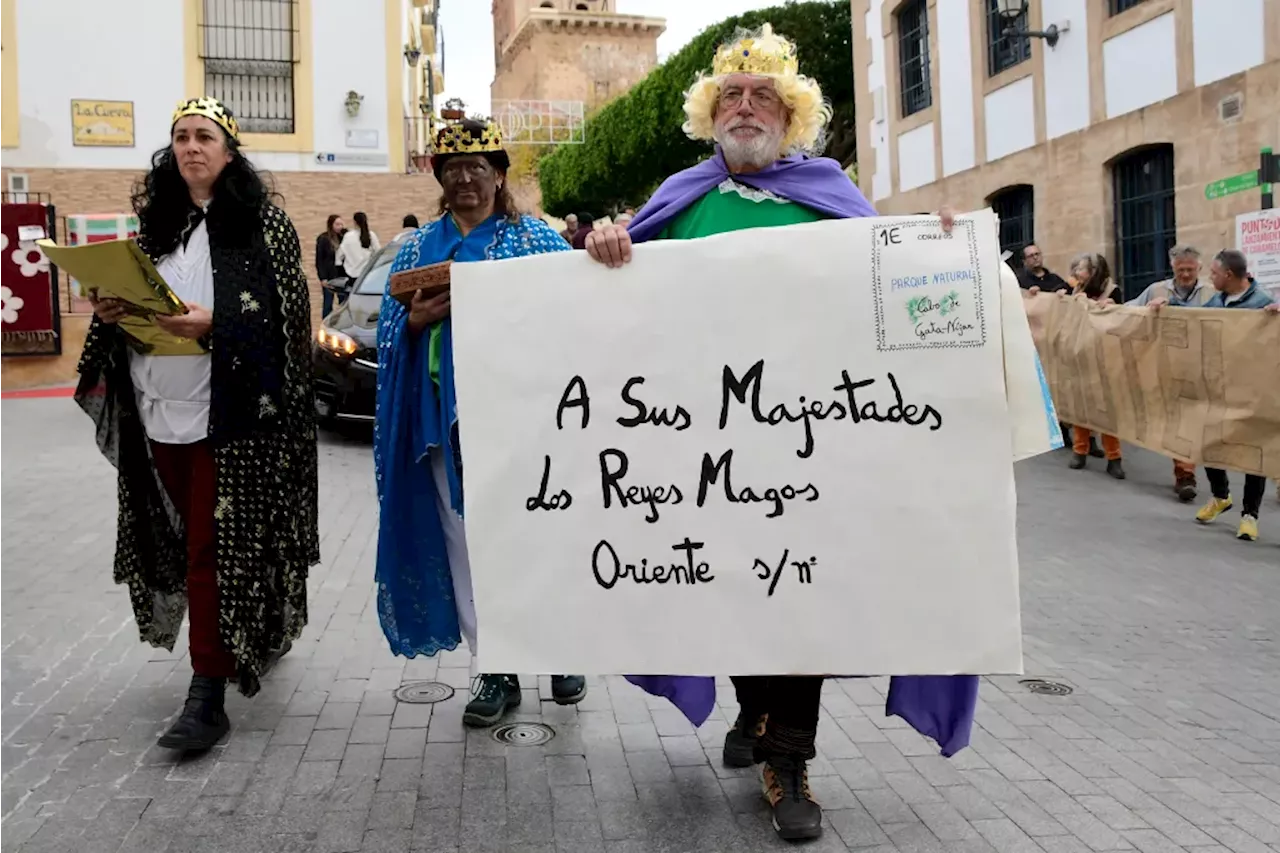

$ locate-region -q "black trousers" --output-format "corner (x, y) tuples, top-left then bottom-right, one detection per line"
(731, 675), (824, 762)
(1206, 467), (1265, 518)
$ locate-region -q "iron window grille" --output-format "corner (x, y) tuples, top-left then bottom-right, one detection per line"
(897, 0), (932, 117)
(199, 0), (299, 134)
(987, 0), (1030, 76)
(989, 185), (1035, 268)
(1109, 0), (1148, 15)
(1113, 145), (1176, 300)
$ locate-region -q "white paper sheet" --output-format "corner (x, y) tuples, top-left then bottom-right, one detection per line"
(452, 211), (1024, 676)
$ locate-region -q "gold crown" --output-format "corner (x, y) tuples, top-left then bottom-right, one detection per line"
(171, 96), (240, 141)
(712, 24), (799, 78)
(434, 120), (505, 155)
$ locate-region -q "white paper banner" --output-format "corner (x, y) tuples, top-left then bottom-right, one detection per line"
(452, 212), (1024, 676)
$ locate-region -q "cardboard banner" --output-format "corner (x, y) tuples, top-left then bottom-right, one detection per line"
(1025, 292), (1280, 479)
(452, 212), (1025, 676)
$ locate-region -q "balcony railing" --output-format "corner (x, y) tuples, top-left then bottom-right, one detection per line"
(404, 115), (434, 173)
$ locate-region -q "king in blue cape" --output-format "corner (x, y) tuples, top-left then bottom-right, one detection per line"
(373, 118), (588, 728)
(587, 24), (980, 843)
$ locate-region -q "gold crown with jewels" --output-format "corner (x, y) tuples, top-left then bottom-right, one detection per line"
(434, 120), (505, 154)
(712, 24), (799, 78)
(171, 96), (240, 141)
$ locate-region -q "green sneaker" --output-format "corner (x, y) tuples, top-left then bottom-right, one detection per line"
(463, 674), (521, 728)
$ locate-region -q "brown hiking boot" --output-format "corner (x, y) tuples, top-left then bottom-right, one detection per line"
(762, 758), (823, 841)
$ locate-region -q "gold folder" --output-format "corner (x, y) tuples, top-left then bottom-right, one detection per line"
(38, 238), (204, 356)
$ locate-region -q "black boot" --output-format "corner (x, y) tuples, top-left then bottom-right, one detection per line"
(1088, 437), (1105, 458)
(1068, 453), (1087, 470)
(1106, 459), (1126, 480)
(762, 757), (823, 841)
(723, 710), (768, 768)
(158, 675), (230, 752)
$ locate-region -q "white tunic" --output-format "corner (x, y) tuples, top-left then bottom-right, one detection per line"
(128, 217), (215, 445)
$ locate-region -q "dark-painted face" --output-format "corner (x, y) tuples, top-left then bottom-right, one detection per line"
(441, 154), (501, 216)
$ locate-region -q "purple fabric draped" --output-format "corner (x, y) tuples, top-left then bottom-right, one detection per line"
(627, 147), (877, 244)
(622, 148), (979, 758)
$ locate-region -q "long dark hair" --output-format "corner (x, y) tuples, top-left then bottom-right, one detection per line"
(435, 180), (520, 224)
(131, 134), (275, 256)
(1071, 252), (1113, 299)
(325, 213), (342, 248)
(353, 211), (372, 249)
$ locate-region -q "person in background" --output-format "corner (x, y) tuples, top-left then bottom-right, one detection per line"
(584, 23), (974, 843)
(1017, 243), (1069, 292)
(1126, 244), (1215, 501)
(337, 210), (380, 282)
(316, 214), (344, 318)
(1066, 252), (1125, 479)
(79, 96), (318, 752)
(570, 213), (595, 249)
(614, 210), (634, 227)
(394, 214), (420, 242)
(1180, 249), (1279, 541)
(374, 119), (588, 728)
(559, 213), (578, 243)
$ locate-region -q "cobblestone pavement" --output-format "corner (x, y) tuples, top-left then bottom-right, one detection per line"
(2, 397), (1278, 853)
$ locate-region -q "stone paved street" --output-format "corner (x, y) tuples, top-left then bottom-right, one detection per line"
(2, 396), (1279, 853)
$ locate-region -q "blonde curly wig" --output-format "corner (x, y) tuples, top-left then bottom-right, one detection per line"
(681, 24), (832, 157)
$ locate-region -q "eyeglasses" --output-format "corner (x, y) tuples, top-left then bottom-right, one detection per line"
(719, 88), (781, 111)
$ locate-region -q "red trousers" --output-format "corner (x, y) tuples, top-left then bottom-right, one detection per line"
(151, 441), (238, 679)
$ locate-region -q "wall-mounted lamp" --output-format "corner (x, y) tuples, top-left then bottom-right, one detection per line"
(404, 43), (423, 67)
(996, 0), (1066, 49)
(344, 90), (364, 117)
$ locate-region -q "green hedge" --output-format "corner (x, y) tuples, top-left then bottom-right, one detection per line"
(538, 1), (854, 218)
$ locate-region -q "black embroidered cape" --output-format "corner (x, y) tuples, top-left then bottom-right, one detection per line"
(76, 202), (320, 697)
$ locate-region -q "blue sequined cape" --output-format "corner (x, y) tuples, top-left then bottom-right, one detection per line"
(373, 213), (570, 657)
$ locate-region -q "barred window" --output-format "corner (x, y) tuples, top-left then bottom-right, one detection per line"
(1113, 145), (1176, 300)
(987, 0), (1030, 76)
(989, 185), (1035, 267)
(200, 0), (299, 134)
(897, 0), (932, 117)
(1109, 0), (1148, 14)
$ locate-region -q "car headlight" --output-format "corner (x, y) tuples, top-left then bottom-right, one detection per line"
(317, 326), (358, 357)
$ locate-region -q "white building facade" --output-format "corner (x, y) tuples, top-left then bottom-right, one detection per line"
(852, 0), (1279, 297)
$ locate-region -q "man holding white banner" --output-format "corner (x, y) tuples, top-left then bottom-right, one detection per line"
(574, 24), (984, 842)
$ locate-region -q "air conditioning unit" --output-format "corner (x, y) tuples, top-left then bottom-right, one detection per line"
(6, 172), (30, 203)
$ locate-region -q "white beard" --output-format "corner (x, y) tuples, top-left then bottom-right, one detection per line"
(715, 126), (784, 171)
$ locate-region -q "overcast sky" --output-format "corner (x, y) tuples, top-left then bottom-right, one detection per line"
(436, 0), (787, 118)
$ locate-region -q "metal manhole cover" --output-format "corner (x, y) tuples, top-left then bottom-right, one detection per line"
(491, 722), (555, 746)
(394, 681), (455, 704)
(1019, 678), (1073, 696)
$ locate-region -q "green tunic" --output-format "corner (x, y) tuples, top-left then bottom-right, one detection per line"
(658, 177), (825, 240)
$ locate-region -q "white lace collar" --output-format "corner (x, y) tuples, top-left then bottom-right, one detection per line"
(717, 177), (791, 205)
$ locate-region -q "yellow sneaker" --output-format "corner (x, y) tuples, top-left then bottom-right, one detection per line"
(1237, 515), (1259, 542)
(1196, 496), (1233, 524)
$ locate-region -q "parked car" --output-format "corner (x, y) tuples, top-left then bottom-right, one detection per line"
(312, 238), (406, 425)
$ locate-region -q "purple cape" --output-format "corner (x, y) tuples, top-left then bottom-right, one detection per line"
(626, 147), (877, 244)
(623, 148), (979, 757)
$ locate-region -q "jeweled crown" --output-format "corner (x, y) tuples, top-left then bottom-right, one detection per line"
(711, 24), (800, 78)
(171, 96), (240, 141)
(434, 120), (505, 155)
